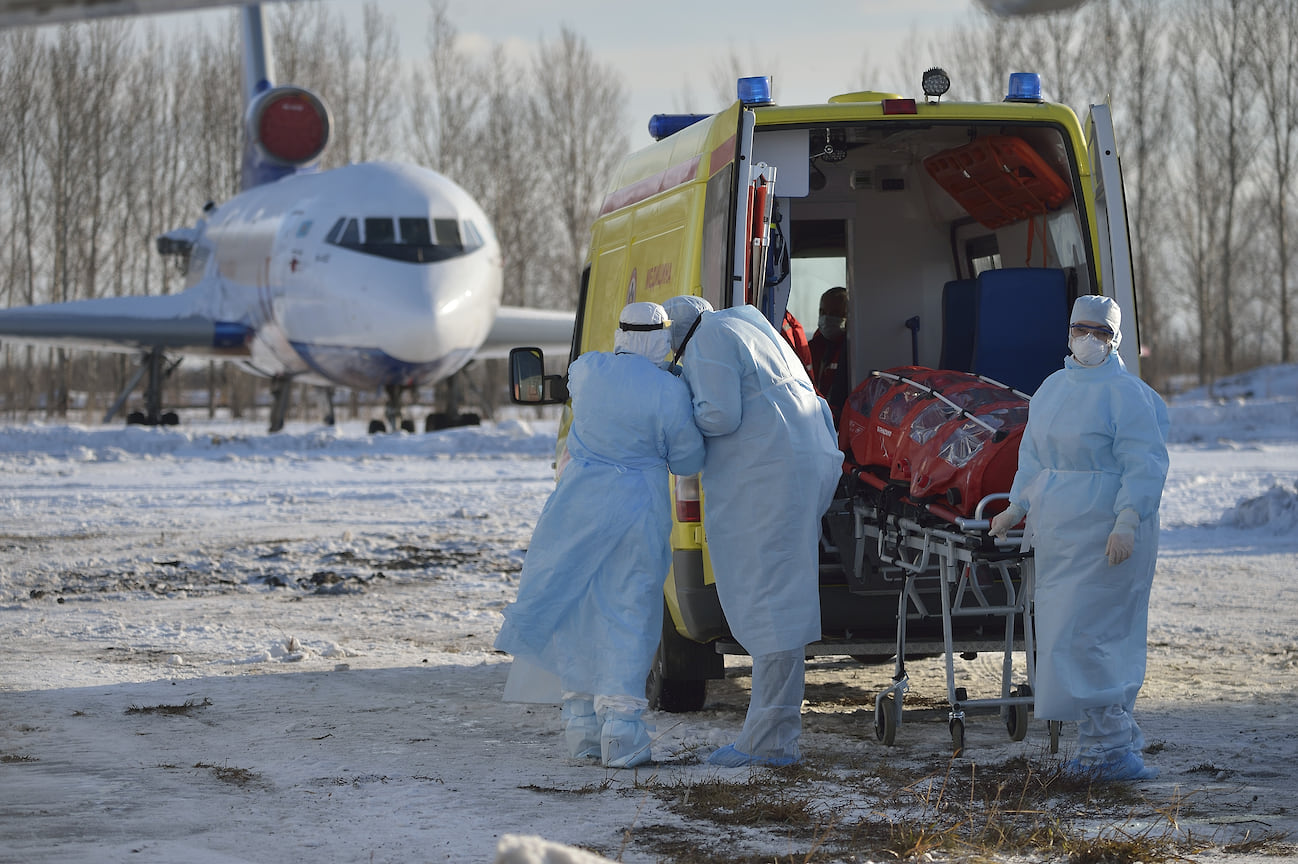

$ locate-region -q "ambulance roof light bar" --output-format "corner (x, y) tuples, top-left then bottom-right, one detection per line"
(648, 113), (710, 141)
(1005, 72), (1044, 103)
(738, 76), (773, 106)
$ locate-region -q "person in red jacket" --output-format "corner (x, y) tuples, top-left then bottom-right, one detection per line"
(780, 309), (813, 382)
(809, 286), (849, 424)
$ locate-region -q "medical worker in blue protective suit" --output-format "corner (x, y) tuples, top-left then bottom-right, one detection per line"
(990, 294), (1169, 782)
(662, 295), (843, 767)
(494, 301), (706, 768)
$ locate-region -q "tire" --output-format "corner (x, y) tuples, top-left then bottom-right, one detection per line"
(646, 645), (708, 713)
(1006, 683), (1030, 742)
(367, 419), (387, 434)
(875, 694), (897, 745)
(645, 600), (721, 713)
(950, 718), (965, 756)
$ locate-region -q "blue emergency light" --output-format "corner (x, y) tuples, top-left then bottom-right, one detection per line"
(648, 113), (710, 141)
(1005, 72), (1043, 103)
(738, 76), (773, 106)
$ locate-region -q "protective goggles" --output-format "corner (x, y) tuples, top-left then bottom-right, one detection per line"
(1069, 323), (1114, 341)
(619, 319), (671, 331)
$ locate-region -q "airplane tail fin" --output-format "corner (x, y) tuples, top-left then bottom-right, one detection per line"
(238, 4), (332, 190)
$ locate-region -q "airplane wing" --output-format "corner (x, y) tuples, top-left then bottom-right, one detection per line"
(0, 288), (255, 356)
(475, 306), (574, 360)
(0, 0), (238, 29)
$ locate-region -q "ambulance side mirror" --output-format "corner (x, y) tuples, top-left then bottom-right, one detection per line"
(509, 346), (569, 405)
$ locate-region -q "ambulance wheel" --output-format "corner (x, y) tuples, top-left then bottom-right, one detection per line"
(645, 608), (718, 714)
(400, 419), (416, 433)
(646, 644), (707, 713)
(875, 695), (897, 746)
(1007, 684), (1030, 742)
(367, 419), (387, 434)
(950, 718), (965, 756)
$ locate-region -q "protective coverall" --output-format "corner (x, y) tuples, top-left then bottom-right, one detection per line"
(663, 297), (842, 767)
(995, 295), (1169, 781)
(494, 302), (705, 768)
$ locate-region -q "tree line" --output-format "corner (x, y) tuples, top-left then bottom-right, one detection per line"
(0, 0), (1291, 425)
(0, 0), (626, 423)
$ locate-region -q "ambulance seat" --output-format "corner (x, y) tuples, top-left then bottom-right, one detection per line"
(938, 278), (978, 372)
(969, 267), (1069, 395)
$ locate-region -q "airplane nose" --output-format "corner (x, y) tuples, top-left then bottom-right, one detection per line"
(363, 271), (485, 365)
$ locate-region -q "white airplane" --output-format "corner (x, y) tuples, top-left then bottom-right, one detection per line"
(0, 3), (574, 432)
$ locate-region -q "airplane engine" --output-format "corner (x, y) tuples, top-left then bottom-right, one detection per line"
(246, 85), (332, 167)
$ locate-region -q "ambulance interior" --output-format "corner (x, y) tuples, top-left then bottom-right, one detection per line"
(755, 121), (1091, 403)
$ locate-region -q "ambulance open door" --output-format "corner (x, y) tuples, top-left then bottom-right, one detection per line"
(1087, 101), (1140, 374)
(718, 105), (777, 312)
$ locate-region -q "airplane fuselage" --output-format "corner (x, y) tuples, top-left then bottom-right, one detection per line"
(192, 160), (503, 391)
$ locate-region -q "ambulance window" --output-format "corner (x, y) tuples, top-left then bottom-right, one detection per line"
(701, 163), (733, 308)
(965, 234), (1000, 277)
(365, 218), (395, 244)
(787, 256), (847, 331)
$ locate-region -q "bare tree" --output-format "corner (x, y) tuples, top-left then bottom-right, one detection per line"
(406, 0), (484, 183)
(352, 2), (399, 163)
(1081, 0), (1175, 388)
(942, 12), (1027, 101)
(1250, 0), (1298, 364)
(528, 26), (628, 309)
(1183, 0), (1259, 378)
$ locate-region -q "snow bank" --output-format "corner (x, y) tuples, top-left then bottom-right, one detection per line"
(1221, 482), (1298, 533)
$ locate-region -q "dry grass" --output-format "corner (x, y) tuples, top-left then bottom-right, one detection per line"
(193, 761), (262, 788)
(124, 697), (212, 716)
(605, 749), (1294, 864)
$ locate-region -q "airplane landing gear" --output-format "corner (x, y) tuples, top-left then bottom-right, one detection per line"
(368, 384), (416, 434)
(424, 368), (482, 431)
(107, 346), (182, 427)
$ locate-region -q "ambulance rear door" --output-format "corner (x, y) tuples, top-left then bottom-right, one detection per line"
(713, 103), (777, 312)
(1086, 101), (1140, 373)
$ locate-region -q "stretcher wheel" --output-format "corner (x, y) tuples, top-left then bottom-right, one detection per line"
(1048, 720), (1062, 754)
(949, 718), (965, 756)
(1007, 684), (1030, 742)
(875, 695), (898, 746)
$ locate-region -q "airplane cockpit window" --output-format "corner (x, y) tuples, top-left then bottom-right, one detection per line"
(365, 218), (395, 244)
(324, 215), (482, 262)
(400, 218), (432, 246)
(434, 218), (463, 250)
(464, 221), (484, 248)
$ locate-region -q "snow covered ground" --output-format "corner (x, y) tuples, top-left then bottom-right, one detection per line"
(1, 366), (1297, 864)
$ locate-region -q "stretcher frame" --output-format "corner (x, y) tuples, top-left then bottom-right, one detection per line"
(842, 485), (1036, 755)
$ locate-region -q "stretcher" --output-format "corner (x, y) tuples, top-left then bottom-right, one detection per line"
(824, 367), (1037, 754)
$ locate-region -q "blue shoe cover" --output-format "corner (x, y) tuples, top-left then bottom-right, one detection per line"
(1064, 752), (1157, 781)
(564, 712), (601, 760)
(601, 716), (652, 768)
(706, 743), (797, 768)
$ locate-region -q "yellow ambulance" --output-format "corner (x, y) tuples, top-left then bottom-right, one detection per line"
(511, 68), (1139, 713)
